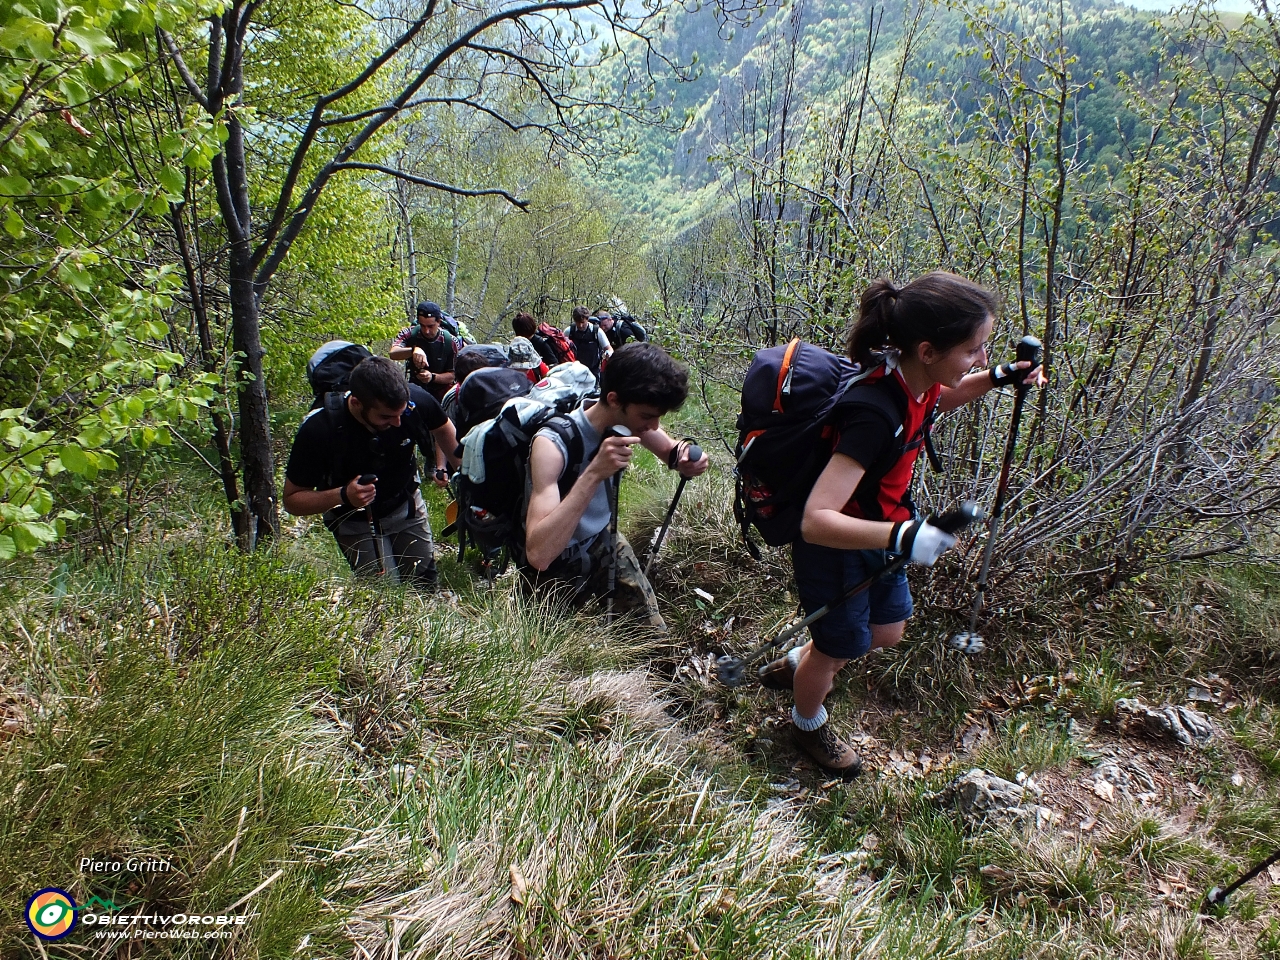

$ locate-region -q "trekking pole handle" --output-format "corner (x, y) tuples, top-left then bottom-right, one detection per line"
(358, 473), (377, 485)
(1015, 336), (1043, 382)
(930, 500), (985, 535)
(688, 443), (703, 463)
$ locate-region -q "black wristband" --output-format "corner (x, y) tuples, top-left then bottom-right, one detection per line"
(667, 442), (682, 470)
(889, 521), (905, 553)
(989, 362), (1013, 386)
(338, 483), (351, 507)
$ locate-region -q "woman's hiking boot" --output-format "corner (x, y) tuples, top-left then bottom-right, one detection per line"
(791, 722), (862, 778)
(757, 653), (795, 690)
(758, 646), (803, 690)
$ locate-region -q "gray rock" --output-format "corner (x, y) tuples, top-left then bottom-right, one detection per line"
(933, 768), (1055, 828)
(1116, 698), (1214, 746)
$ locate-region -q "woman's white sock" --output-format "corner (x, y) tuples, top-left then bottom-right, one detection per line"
(792, 704), (828, 731)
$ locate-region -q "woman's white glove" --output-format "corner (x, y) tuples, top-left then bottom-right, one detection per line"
(891, 518), (957, 566)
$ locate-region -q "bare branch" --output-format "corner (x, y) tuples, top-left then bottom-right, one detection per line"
(331, 162), (528, 208)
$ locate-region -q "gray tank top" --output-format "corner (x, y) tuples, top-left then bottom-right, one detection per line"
(534, 405), (611, 550)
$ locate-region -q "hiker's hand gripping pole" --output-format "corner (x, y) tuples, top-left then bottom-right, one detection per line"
(714, 502), (984, 687)
(950, 336), (1042, 656)
(643, 441), (704, 581)
(605, 425), (631, 626)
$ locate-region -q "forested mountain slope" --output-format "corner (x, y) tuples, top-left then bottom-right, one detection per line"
(601, 0), (1166, 229)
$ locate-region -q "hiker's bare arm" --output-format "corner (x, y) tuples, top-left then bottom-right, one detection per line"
(431, 370), (456, 389)
(525, 435), (636, 570)
(639, 429), (711, 479)
(283, 476), (375, 516)
(938, 362), (1046, 412)
(800, 453), (896, 550)
(431, 420), (461, 469)
(389, 343), (415, 362)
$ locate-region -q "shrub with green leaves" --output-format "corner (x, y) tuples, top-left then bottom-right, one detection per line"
(0, 0), (217, 558)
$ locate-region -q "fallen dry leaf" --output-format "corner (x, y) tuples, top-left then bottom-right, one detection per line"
(509, 864), (528, 905)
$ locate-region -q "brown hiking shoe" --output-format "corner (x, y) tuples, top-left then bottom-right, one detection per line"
(791, 722), (862, 778)
(757, 653), (795, 690)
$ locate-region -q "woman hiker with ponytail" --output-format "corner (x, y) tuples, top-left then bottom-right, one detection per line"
(758, 272), (1047, 777)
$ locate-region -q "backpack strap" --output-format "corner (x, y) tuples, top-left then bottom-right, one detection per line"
(540, 415), (586, 497)
(837, 375), (915, 521)
(402, 397), (437, 454)
(319, 392), (351, 492)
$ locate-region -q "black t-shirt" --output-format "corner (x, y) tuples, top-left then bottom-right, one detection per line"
(528, 331), (560, 367)
(285, 385), (446, 519)
(830, 371), (941, 522)
(605, 319), (647, 350)
(832, 403), (898, 470)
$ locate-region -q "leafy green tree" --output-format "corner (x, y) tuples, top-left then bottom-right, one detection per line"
(0, 0), (216, 559)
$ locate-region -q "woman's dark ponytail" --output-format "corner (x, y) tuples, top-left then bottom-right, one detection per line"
(847, 271), (998, 367)
(848, 278), (900, 367)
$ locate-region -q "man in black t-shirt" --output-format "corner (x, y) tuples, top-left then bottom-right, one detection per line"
(564, 305), (612, 383)
(390, 301), (458, 401)
(283, 356), (460, 589)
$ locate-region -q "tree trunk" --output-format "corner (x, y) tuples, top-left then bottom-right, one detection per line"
(229, 255), (278, 546)
(222, 90), (279, 545)
(169, 203), (251, 549)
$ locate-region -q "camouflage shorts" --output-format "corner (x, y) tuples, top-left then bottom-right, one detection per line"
(524, 531), (666, 632)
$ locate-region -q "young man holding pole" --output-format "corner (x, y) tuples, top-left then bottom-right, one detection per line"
(523, 343), (708, 631)
(283, 356), (460, 590)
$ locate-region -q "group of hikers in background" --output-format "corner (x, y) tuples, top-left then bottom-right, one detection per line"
(282, 274), (1045, 777)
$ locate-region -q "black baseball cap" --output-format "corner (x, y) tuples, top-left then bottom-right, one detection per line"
(416, 301), (443, 319)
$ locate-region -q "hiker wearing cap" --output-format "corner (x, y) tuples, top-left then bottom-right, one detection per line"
(283, 356), (461, 591)
(508, 336), (549, 383)
(391, 301), (458, 402)
(755, 273), (1046, 778)
(596, 309), (648, 351)
(564, 305), (612, 384)
(524, 342), (708, 631)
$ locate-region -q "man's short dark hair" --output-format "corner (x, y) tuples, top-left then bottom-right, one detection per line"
(571, 305), (590, 324)
(600, 343), (688, 413)
(349, 356), (409, 408)
(454, 349), (494, 384)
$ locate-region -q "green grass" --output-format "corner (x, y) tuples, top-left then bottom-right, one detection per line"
(2, 429), (1279, 956)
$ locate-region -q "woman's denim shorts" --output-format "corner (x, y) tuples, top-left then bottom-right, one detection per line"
(791, 540), (914, 659)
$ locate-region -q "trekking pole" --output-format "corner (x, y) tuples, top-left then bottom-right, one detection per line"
(356, 474), (387, 577)
(714, 502), (984, 687)
(1203, 846), (1280, 910)
(643, 441), (704, 581)
(949, 335), (1042, 656)
(606, 426), (630, 626)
